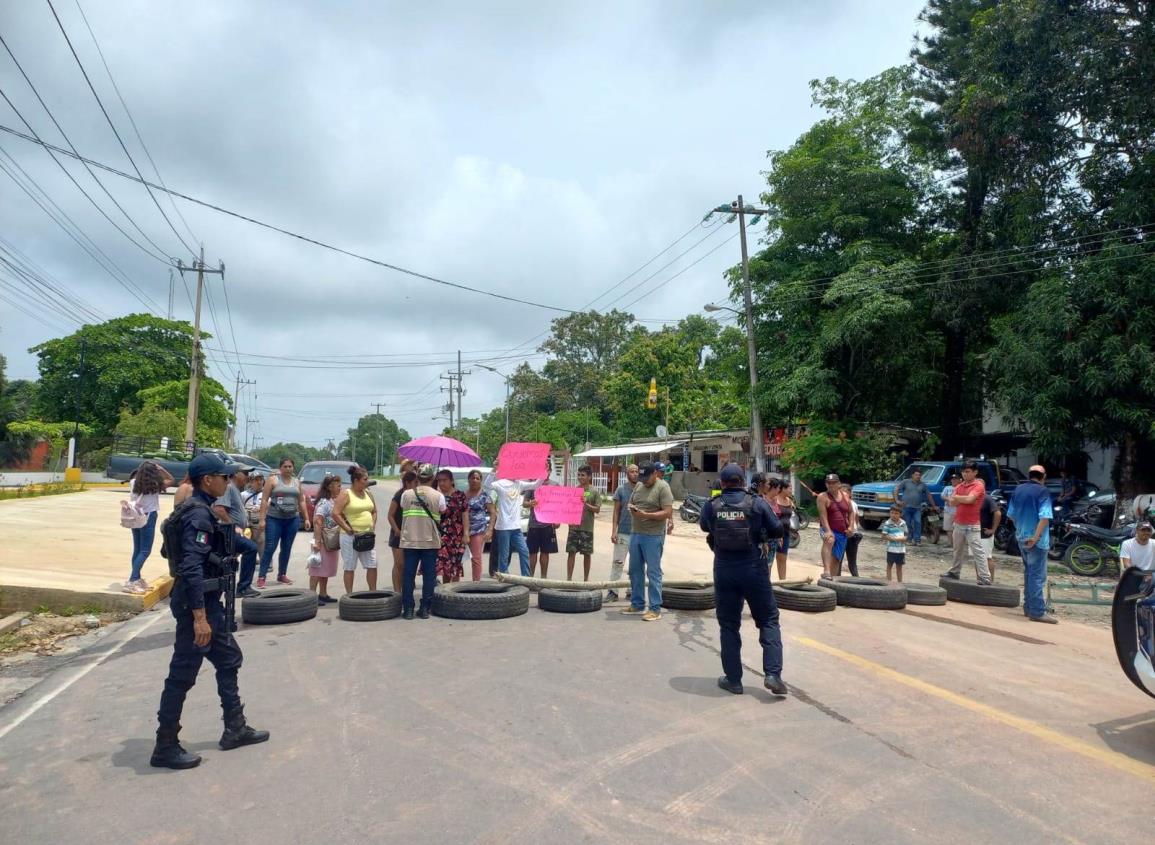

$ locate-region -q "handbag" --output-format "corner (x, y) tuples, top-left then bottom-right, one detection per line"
(322, 522), (341, 551)
(352, 531), (376, 552)
(120, 498), (148, 529)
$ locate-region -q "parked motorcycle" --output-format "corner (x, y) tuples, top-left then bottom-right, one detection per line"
(921, 506), (943, 545)
(788, 510), (801, 549)
(679, 493), (706, 522)
(1062, 522), (1135, 577)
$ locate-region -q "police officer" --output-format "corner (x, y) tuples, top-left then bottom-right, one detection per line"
(151, 452), (269, 770)
(700, 463), (788, 696)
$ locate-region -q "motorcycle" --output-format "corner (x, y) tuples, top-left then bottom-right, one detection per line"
(921, 506), (943, 545)
(788, 510), (801, 549)
(679, 493), (706, 522)
(1113, 567), (1155, 699)
(1061, 522), (1135, 577)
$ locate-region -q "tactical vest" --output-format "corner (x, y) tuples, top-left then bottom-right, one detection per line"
(711, 493), (755, 552)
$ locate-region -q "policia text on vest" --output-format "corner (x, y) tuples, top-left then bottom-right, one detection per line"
(699, 466), (789, 697)
(149, 452), (270, 770)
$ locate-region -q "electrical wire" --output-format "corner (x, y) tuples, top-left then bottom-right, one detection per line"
(0, 255), (102, 325)
(0, 122), (576, 313)
(46, 0), (197, 259)
(0, 234), (108, 321)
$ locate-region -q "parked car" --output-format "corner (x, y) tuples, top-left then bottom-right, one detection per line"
(229, 453), (273, 476)
(851, 460), (1002, 528)
(299, 460), (360, 525)
(107, 440), (231, 483)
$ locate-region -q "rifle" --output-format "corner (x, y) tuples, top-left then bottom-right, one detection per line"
(219, 525), (239, 633)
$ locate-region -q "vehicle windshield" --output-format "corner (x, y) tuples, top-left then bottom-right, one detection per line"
(895, 464), (944, 484)
(300, 465), (347, 483)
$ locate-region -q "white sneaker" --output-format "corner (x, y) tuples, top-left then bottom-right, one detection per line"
(135, 578), (150, 592)
(123, 580), (145, 595)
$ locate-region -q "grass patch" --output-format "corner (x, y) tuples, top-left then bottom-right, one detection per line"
(0, 482), (87, 501)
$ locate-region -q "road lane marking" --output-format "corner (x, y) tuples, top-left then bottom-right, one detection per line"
(0, 608), (167, 743)
(795, 635), (1155, 785)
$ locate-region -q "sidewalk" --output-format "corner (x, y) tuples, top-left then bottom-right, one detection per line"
(0, 487), (173, 613)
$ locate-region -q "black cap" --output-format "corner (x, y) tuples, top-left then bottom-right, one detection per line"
(719, 464), (745, 486)
(638, 462), (659, 478)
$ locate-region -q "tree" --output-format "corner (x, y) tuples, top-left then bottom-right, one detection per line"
(252, 442), (336, 468)
(779, 421), (898, 487)
(115, 377), (233, 448)
(538, 309), (635, 413)
(339, 414), (410, 472)
(29, 314), (204, 433)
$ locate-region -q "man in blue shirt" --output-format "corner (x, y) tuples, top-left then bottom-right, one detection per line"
(700, 464), (788, 696)
(1007, 464), (1056, 624)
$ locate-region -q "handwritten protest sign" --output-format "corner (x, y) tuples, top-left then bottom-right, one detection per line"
(532, 485), (585, 525)
(496, 442), (551, 480)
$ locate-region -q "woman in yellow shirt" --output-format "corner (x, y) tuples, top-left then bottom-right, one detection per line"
(333, 465), (379, 593)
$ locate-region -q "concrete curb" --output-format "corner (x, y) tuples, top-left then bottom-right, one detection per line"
(0, 576), (173, 615)
(0, 612), (30, 635)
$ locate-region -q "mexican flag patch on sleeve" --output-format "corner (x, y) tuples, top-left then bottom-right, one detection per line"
(195, 531), (209, 545)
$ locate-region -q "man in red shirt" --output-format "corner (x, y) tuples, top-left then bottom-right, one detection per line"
(945, 460), (991, 584)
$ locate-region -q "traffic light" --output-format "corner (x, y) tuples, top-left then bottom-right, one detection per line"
(646, 377), (658, 410)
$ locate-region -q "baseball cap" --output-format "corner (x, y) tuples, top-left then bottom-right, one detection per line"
(1139, 521), (1153, 531)
(638, 461), (659, 478)
(719, 464), (745, 485)
(416, 463), (435, 479)
(825, 473), (840, 484)
(1029, 464), (1046, 475)
(188, 452), (234, 480)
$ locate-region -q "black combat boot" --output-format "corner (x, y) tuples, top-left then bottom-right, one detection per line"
(219, 705), (270, 750)
(150, 724), (202, 769)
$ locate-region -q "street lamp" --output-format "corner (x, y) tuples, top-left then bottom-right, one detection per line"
(476, 364), (511, 443)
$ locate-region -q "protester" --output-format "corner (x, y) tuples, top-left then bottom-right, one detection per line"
(621, 462), (673, 621)
(400, 464), (447, 618)
(607, 464), (639, 602)
(488, 464), (543, 576)
(243, 473), (264, 559)
(465, 470), (494, 582)
(896, 469), (936, 546)
(1007, 465), (1056, 623)
(566, 465), (600, 581)
(524, 479), (559, 578)
(880, 505), (908, 582)
(333, 465), (378, 592)
(766, 478), (793, 581)
(435, 469), (469, 584)
(941, 473), (960, 548)
(211, 466), (260, 599)
(308, 474), (341, 603)
(387, 470), (418, 591)
(842, 483), (862, 577)
(699, 463), (787, 696)
(980, 491), (1003, 581)
(173, 474), (193, 507)
(257, 458), (310, 588)
(124, 460), (174, 594)
(816, 473), (851, 577)
(1120, 522), (1155, 573)
(945, 460), (991, 584)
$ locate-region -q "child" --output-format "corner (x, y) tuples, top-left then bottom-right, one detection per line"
(880, 505), (908, 582)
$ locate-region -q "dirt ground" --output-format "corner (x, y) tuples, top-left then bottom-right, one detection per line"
(0, 611), (133, 660)
(835, 526), (1114, 627)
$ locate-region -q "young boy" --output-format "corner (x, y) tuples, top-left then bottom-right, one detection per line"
(880, 505), (908, 583)
(566, 465), (601, 581)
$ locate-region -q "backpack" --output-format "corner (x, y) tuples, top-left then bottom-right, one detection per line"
(159, 498), (213, 579)
(711, 493), (756, 552)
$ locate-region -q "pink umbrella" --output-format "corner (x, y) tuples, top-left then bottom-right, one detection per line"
(397, 435), (481, 468)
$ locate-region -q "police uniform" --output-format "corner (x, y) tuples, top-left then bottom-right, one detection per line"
(151, 454), (268, 770)
(700, 464), (788, 696)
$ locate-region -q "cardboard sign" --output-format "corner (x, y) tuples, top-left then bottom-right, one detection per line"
(496, 442), (551, 480)
(532, 485), (585, 525)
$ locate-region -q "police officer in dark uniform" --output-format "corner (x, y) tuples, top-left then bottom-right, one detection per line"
(151, 452), (269, 769)
(700, 463), (788, 696)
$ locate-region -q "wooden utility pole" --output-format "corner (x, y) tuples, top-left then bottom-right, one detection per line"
(177, 246), (224, 446)
(231, 375), (255, 449)
(371, 401), (386, 473)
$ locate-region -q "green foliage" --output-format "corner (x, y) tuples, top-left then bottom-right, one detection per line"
(114, 378), (232, 448)
(252, 442), (338, 469)
(779, 421), (899, 486)
(338, 414), (410, 473)
(29, 315), (203, 433)
(0, 481), (87, 501)
(538, 310), (635, 412)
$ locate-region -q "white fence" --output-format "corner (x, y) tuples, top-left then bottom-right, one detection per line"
(0, 471), (113, 487)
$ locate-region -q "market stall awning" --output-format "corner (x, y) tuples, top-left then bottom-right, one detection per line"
(573, 441), (686, 459)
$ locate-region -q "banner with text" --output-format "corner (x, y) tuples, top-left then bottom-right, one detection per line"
(496, 442), (552, 480)
(532, 485), (585, 525)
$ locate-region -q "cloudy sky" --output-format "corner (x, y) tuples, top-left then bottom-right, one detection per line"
(1, 0), (926, 450)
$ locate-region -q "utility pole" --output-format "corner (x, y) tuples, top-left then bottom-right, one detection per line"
(710, 196), (770, 473)
(476, 364), (511, 443)
(231, 375), (256, 449)
(244, 417), (258, 453)
(167, 269), (175, 320)
(176, 246), (224, 446)
(440, 372), (458, 430)
(371, 402), (386, 474)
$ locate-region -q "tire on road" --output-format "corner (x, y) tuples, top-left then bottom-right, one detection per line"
(773, 583), (836, 613)
(241, 589), (318, 625)
(903, 582), (948, 606)
(817, 576), (907, 610)
(432, 582), (530, 620)
(338, 590), (402, 622)
(538, 588), (603, 614)
(938, 576), (1020, 608)
(662, 584), (716, 611)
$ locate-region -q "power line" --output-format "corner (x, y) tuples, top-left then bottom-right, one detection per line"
(70, 0), (199, 246)
(0, 281), (74, 332)
(45, 0), (197, 259)
(0, 122), (576, 313)
(0, 236), (107, 322)
(617, 231), (740, 311)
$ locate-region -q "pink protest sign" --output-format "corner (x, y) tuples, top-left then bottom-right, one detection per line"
(496, 442), (552, 480)
(532, 485), (585, 525)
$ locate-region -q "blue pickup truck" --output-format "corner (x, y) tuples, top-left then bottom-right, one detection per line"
(851, 460), (1004, 528)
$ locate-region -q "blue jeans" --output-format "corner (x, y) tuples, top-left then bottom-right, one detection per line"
(714, 558), (782, 680)
(902, 506), (922, 544)
(496, 528), (530, 576)
(628, 533), (664, 611)
(234, 532), (259, 593)
(403, 547), (438, 611)
(260, 515), (300, 578)
(1021, 543), (1049, 617)
(129, 510), (158, 581)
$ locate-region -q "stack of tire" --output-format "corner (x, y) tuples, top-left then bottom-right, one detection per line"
(773, 583), (836, 613)
(904, 582), (948, 606)
(338, 590), (402, 621)
(938, 576), (1020, 608)
(432, 582), (530, 620)
(817, 577), (907, 610)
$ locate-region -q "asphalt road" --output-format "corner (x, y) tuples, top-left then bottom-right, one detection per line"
(1, 484), (1153, 844)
